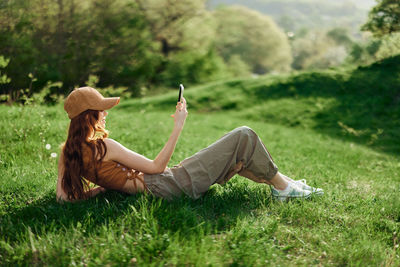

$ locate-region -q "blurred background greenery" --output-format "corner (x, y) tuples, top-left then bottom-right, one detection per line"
(0, 0), (399, 104)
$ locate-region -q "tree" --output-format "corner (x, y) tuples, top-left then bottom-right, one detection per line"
(0, 0), (157, 96)
(291, 30), (348, 70)
(348, 33), (400, 65)
(362, 0), (400, 36)
(326, 28), (354, 48)
(133, 0), (226, 85)
(213, 6), (292, 74)
(375, 32), (400, 59)
(0, 0), (229, 97)
(135, 0), (213, 57)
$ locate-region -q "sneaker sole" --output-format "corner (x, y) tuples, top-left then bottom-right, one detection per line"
(272, 193), (312, 202)
(312, 190), (324, 196)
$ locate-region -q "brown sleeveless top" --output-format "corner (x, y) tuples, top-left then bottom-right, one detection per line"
(82, 144), (147, 193)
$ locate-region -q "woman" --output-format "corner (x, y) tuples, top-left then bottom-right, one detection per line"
(56, 87), (323, 202)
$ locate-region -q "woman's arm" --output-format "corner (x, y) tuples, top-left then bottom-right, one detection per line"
(56, 152), (69, 202)
(104, 98), (188, 174)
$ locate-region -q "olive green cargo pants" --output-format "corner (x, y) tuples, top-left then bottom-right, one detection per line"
(144, 126), (278, 200)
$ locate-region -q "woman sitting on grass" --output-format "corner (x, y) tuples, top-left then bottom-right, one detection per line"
(57, 87), (323, 202)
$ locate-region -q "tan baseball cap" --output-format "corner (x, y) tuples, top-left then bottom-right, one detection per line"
(64, 87), (120, 119)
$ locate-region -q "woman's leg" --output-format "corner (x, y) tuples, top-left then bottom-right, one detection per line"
(171, 126), (294, 198)
(146, 126), (314, 200)
(240, 167), (289, 190)
(219, 128), (318, 198)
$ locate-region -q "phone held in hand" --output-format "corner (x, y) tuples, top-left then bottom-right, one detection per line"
(178, 84), (184, 103)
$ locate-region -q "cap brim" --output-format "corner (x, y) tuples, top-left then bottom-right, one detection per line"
(96, 97), (120, 111)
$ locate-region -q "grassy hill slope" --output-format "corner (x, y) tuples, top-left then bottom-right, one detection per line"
(119, 55), (400, 154)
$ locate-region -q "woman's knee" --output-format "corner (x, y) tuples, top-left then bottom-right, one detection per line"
(234, 126), (257, 139)
(225, 126), (257, 143)
(233, 126), (253, 135)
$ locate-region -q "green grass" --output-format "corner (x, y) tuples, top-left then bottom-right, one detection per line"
(124, 55), (400, 155)
(1, 57), (400, 266)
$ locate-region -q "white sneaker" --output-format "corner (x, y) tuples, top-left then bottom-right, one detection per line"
(271, 183), (312, 202)
(295, 179), (324, 195)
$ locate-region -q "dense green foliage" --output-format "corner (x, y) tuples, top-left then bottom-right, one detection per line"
(0, 0), (155, 95)
(348, 32), (400, 66)
(213, 6), (292, 74)
(1, 56), (399, 266)
(290, 28), (352, 70)
(0, 0), (292, 102)
(2, 0), (397, 104)
(0, 56), (11, 85)
(362, 0), (400, 36)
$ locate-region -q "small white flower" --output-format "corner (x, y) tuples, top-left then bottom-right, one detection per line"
(51, 153), (57, 158)
(45, 144), (51, 150)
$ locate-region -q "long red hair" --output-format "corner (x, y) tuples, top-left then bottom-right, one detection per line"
(61, 109), (108, 201)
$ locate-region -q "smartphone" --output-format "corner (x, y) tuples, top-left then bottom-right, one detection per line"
(178, 84), (184, 103)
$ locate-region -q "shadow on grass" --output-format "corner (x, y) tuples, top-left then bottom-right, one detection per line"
(252, 55), (400, 155)
(1, 180), (273, 243)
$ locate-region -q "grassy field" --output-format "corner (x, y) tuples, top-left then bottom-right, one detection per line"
(1, 57), (399, 266)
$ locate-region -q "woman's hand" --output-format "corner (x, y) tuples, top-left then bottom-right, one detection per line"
(171, 97), (188, 129)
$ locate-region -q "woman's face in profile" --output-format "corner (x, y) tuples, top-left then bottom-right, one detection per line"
(99, 110), (108, 128)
